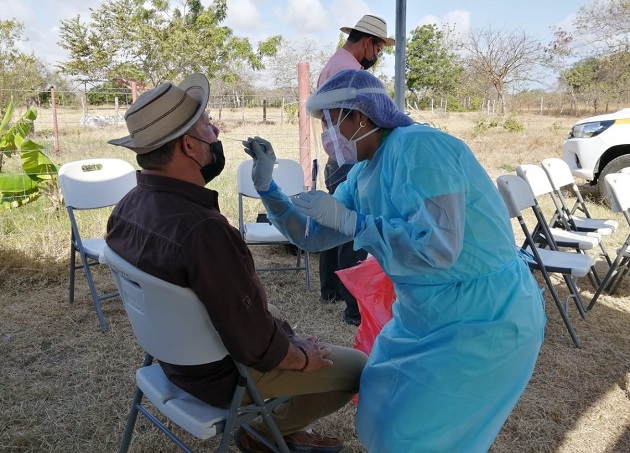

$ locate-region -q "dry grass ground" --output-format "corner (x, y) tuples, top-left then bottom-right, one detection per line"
(1, 110), (629, 452)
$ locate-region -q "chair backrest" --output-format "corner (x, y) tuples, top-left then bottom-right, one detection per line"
(604, 172), (630, 213)
(516, 164), (554, 198)
(103, 245), (228, 366)
(496, 174), (536, 218)
(237, 159), (305, 198)
(58, 158), (137, 209)
(541, 158), (576, 190)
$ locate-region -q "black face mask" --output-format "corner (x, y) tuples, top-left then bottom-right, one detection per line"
(360, 54), (378, 70)
(187, 135), (225, 183)
(201, 140), (225, 183)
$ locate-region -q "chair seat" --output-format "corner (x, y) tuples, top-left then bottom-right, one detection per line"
(523, 247), (593, 277)
(243, 222), (288, 243)
(137, 364), (227, 440)
(571, 216), (618, 235)
(546, 228), (601, 250)
(81, 237), (106, 262)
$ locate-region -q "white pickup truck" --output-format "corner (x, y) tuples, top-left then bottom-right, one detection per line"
(562, 108), (630, 195)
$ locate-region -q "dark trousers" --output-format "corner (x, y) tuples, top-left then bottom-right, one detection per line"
(319, 159), (367, 318)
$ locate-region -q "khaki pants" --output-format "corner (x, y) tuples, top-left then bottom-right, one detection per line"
(243, 305), (367, 437)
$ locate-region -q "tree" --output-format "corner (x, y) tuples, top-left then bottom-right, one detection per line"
(543, 27), (580, 114)
(405, 24), (463, 109)
(574, 0), (630, 55)
(0, 101), (58, 210)
(266, 37), (335, 95)
(0, 20), (50, 108)
(563, 52), (630, 113)
(58, 0), (281, 91)
(461, 26), (542, 113)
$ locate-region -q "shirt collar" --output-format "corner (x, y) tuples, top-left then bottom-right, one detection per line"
(135, 171), (220, 210)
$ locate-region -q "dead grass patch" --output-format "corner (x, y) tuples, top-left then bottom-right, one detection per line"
(1, 111), (629, 452)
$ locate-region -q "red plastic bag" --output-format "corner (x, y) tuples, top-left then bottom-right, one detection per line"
(336, 256), (396, 357)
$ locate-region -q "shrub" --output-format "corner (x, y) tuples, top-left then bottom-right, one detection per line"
(503, 117), (524, 132)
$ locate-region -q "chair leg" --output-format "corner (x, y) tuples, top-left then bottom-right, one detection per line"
(599, 242), (613, 267)
(588, 252), (627, 310)
(80, 253), (108, 332)
(304, 251), (311, 292)
(539, 271), (581, 347)
(69, 244), (76, 305)
(118, 386), (143, 453)
(562, 275), (587, 319)
(608, 258), (630, 295)
(119, 354), (154, 453)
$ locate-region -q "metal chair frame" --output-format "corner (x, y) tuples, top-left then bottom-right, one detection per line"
(58, 158), (136, 331)
(104, 245), (290, 453)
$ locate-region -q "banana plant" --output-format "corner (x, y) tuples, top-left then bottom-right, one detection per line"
(0, 101), (58, 210)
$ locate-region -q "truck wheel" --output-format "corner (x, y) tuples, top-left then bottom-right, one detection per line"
(597, 154), (630, 200)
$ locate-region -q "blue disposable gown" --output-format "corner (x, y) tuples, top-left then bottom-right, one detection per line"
(260, 123), (546, 452)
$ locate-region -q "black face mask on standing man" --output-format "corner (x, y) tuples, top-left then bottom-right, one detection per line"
(360, 43), (380, 70)
(360, 54), (378, 70)
(186, 135), (226, 183)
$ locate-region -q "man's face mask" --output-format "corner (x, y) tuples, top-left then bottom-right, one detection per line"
(186, 135), (225, 183)
(321, 109), (379, 165)
(360, 43), (381, 70)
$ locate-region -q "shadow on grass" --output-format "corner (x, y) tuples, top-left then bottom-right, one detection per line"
(1, 245), (629, 453)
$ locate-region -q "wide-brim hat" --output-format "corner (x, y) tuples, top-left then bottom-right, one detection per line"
(108, 73), (210, 154)
(340, 14), (395, 46)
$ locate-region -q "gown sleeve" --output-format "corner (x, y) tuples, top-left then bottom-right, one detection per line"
(258, 181), (355, 252)
(344, 130), (470, 281)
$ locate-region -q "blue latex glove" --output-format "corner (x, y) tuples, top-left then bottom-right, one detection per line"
(242, 136), (276, 191)
(292, 190), (358, 237)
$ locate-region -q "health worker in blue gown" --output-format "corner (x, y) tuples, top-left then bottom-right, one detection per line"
(242, 69), (546, 453)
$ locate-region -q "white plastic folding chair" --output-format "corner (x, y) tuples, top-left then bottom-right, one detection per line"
(497, 174), (593, 348)
(103, 245), (290, 453)
(588, 169), (630, 310)
(541, 158), (618, 245)
(237, 158), (310, 290)
(58, 158), (136, 331)
(516, 163), (605, 286)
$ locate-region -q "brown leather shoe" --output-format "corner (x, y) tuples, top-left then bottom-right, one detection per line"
(283, 430), (343, 453)
(234, 426), (274, 453)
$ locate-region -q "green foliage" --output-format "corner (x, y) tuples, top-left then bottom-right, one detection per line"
(57, 0), (279, 93)
(0, 20), (52, 108)
(283, 102), (299, 125)
(472, 117), (499, 137)
(562, 51), (630, 111)
(0, 101), (58, 210)
(406, 24), (463, 102)
(502, 117), (524, 132)
(86, 81), (132, 106)
(551, 121), (565, 132)
(500, 164), (516, 172)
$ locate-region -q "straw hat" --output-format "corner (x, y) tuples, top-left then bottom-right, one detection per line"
(340, 14), (395, 46)
(108, 73), (210, 154)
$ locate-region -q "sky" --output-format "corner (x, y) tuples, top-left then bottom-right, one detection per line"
(1, 0), (592, 88)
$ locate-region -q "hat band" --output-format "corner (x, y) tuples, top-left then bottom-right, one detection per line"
(129, 91), (200, 147)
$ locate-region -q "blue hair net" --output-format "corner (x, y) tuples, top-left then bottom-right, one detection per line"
(307, 69), (413, 129)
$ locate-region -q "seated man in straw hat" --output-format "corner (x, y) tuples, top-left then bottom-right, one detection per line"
(106, 72), (367, 453)
(317, 14), (394, 327)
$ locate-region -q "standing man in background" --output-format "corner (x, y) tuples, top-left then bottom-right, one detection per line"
(317, 14), (394, 326)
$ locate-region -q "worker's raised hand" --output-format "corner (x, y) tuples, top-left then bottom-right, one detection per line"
(292, 190), (358, 237)
(242, 136), (276, 192)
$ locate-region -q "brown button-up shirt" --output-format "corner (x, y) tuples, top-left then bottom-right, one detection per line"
(106, 172), (290, 407)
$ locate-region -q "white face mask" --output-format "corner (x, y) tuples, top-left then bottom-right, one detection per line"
(321, 109), (379, 165)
